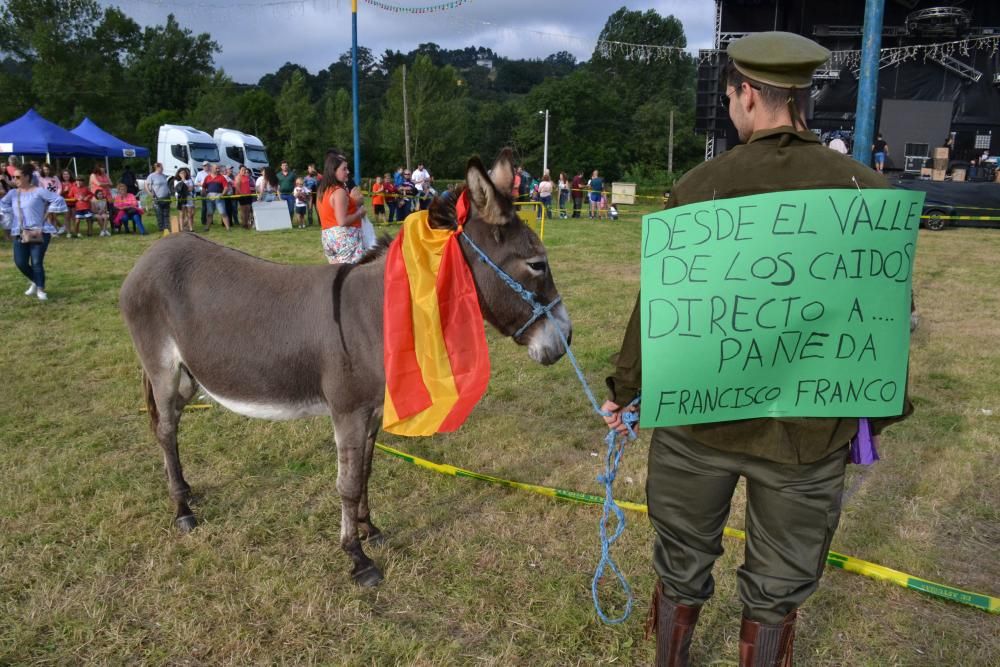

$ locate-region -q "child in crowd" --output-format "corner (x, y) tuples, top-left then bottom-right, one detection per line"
(175, 168), (195, 232)
(608, 202), (619, 221)
(304, 165), (320, 226)
(59, 169), (75, 234)
(293, 177), (310, 228)
(70, 176), (93, 237)
(113, 183), (146, 234)
(382, 172), (397, 223)
(598, 193), (608, 220)
(371, 176), (385, 223)
(91, 189), (110, 236)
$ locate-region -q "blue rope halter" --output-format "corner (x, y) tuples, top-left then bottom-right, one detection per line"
(457, 227), (639, 625)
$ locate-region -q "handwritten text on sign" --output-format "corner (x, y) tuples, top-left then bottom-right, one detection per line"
(639, 189), (923, 427)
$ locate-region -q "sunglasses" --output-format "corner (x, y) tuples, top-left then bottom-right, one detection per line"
(719, 82), (761, 110)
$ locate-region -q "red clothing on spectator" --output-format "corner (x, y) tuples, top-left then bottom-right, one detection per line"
(62, 180), (77, 208)
(202, 174), (228, 193)
(235, 174), (254, 195)
(71, 185), (93, 211)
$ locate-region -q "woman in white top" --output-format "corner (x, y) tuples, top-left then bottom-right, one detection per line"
(537, 174), (553, 220)
(1, 162), (67, 300)
(256, 167), (280, 202)
(557, 172), (570, 219)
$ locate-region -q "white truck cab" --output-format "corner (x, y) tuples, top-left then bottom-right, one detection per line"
(214, 128), (269, 177)
(157, 125), (221, 178)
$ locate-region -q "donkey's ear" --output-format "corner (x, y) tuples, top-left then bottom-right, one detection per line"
(489, 147), (515, 194)
(466, 155), (506, 226)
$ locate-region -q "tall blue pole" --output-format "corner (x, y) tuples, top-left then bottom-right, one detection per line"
(351, 0), (361, 182)
(852, 0), (885, 166)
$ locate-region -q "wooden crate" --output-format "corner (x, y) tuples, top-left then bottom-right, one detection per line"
(920, 167), (933, 179)
(951, 168), (966, 182)
(933, 157), (948, 171)
(933, 146), (950, 159)
(932, 169), (946, 181)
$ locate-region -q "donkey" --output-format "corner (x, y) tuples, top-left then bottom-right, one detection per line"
(120, 149), (572, 586)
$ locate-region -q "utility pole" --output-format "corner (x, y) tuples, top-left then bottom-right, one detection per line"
(540, 109), (549, 175)
(668, 108), (674, 175)
(402, 63), (411, 171)
(351, 0), (361, 181)
(853, 0), (885, 167)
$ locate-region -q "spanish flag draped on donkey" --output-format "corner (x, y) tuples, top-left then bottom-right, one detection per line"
(382, 192), (490, 436)
(601, 33), (915, 666)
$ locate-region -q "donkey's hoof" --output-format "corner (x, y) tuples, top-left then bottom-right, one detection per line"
(352, 565), (384, 588)
(175, 514), (198, 533)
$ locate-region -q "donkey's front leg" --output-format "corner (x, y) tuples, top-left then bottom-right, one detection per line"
(333, 411), (383, 587)
(357, 407), (384, 544)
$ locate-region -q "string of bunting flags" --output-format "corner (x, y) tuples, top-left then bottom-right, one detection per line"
(360, 0), (472, 13)
(697, 34), (1000, 70)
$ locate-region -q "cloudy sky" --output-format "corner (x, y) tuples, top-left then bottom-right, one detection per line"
(104, 0), (716, 83)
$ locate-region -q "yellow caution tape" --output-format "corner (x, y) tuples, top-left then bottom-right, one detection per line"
(142, 402), (998, 614)
(920, 214), (1000, 221)
(375, 442), (999, 614)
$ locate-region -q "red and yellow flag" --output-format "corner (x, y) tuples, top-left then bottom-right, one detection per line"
(382, 208), (490, 436)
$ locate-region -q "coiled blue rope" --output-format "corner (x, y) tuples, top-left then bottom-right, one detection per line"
(459, 231), (640, 624)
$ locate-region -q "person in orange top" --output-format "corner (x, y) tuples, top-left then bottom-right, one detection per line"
(317, 150), (366, 264)
(70, 176), (94, 237)
(371, 175), (385, 223)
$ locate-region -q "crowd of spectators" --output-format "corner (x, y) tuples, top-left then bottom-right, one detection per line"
(3, 152), (616, 299)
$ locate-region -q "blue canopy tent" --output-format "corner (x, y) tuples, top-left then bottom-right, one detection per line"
(0, 108), (105, 162)
(70, 117), (151, 177)
(70, 117), (149, 159)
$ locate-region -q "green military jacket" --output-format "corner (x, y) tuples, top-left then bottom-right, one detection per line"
(607, 126), (913, 464)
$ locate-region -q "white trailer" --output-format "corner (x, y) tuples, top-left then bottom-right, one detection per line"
(157, 125), (221, 178)
(214, 128), (269, 178)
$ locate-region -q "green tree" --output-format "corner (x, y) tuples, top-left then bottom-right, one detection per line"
(321, 89), (354, 155)
(0, 0), (139, 126)
(126, 14), (219, 119)
(187, 71), (240, 131)
(590, 6), (700, 179)
(276, 71), (321, 168)
(378, 56), (469, 176)
(513, 69), (625, 179)
(237, 90), (281, 156)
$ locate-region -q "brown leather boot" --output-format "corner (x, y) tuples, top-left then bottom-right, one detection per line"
(644, 580), (701, 667)
(738, 610), (796, 667)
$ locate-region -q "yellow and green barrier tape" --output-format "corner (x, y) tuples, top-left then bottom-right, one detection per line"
(154, 403), (998, 614)
(920, 214), (1000, 221)
(374, 442), (999, 615)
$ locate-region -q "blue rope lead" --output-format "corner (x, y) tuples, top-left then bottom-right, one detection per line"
(459, 230), (639, 624)
(592, 408), (639, 624)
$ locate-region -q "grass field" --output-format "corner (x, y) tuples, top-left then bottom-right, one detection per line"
(1, 212), (998, 665)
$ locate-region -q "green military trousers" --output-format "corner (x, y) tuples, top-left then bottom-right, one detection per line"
(646, 427), (848, 625)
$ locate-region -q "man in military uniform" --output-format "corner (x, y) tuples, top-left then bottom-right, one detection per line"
(601, 32), (912, 666)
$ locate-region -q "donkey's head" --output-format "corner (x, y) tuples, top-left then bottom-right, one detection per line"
(427, 148), (571, 365)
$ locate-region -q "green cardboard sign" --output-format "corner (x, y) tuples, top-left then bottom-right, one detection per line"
(640, 188), (923, 427)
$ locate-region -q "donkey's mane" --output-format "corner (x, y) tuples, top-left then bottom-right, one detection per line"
(356, 236), (393, 265)
(356, 185), (472, 266)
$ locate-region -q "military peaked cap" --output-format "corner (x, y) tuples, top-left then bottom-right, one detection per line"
(727, 31), (830, 89)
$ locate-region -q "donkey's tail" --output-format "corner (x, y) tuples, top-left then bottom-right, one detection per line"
(143, 370), (159, 433)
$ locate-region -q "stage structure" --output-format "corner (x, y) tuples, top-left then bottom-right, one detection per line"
(695, 0), (1000, 175)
